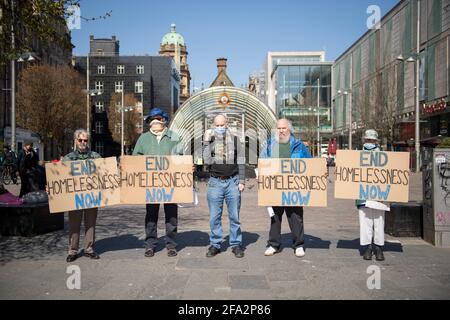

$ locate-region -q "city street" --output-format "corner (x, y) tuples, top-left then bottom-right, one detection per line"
(1, 171), (450, 299)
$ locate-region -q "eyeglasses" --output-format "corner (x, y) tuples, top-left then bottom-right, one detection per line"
(150, 116), (165, 121)
(77, 139), (88, 143)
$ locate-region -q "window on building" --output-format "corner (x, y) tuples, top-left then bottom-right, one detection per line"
(117, 65), (125, 74)
(95, 121), (103, 134)
(115, 81), (124, 93)
(95, 141), (104, 156)
(135, 81), (143, 93)
(97, 65), (105, 74)
(95, 81), (103, 92)
(136, 65), (144, 74)
(95, 101), (104, 113)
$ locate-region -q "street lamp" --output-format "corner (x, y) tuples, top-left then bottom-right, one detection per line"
(396, 0), (421, 172)
(119, 87), (136, 156)
(140, 92), (144, 133)
(85, 54), (102, 142)
(396, 54), (420, 170)
(85, 88), (102, 148)
(316, 78), (321, 158)
(343, 90), (352, 150)
(7, 51), (39, 153)
(121, 89), (124, 156)
(336, 88), (352, 150)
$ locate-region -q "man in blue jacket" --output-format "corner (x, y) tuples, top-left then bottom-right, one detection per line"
(260, 119), (311, 257)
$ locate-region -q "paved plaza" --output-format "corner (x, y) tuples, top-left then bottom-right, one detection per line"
(1, 171), (450, 300)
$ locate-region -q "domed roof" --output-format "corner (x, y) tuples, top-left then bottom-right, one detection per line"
(161, 24), (185, 46)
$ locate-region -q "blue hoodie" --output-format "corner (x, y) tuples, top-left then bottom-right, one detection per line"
(260, 135), (312, 159)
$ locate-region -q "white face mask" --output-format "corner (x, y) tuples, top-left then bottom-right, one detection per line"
(149, 119), (166, 134)
(363, 143), (378, 150)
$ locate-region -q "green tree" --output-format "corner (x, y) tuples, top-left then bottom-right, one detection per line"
(0, 0), (76, 64)
(1, 0), (112, 64)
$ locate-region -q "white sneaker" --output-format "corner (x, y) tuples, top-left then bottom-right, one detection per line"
(264, 246), (277, 256)
(295, 247), (305, 257)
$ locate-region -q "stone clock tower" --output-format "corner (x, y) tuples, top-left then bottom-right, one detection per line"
(159, 24), (191, 104)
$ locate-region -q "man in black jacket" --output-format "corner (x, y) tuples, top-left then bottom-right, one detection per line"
(203, 114), (246, 258)
(16, 141), (39, 197)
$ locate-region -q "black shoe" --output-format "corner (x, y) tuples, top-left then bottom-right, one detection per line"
(363, 245), (373, 260)
(374, 245), (385, 261)
(206, 246), (220, 257)
(167, 248), (177, 257)
(84, 251), (100, 259)
(144, 248), (155, 257)
(232, 245), (245, 258)
(66, 253), (78, 263)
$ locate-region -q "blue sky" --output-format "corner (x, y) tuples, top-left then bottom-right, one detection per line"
(71, 0), (400, 90)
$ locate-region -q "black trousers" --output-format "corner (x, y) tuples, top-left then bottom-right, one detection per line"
(19, 170), (38, 197)
(267, 206), (304, 250)
(145, 203), (177, 250)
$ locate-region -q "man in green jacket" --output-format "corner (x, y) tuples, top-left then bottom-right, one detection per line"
(133, 108), (184, 258)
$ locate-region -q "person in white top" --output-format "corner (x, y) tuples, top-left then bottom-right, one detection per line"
(356, 129), (387, 261)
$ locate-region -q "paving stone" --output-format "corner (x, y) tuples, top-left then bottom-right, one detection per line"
(1, 173), (450, 299)
(228, 274), (269, 290)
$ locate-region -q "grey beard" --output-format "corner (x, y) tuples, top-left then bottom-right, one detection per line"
(275, 135), (290, 144)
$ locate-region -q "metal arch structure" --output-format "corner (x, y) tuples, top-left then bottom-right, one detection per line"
(169, 86), (277, 164)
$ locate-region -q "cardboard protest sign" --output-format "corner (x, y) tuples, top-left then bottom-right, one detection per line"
(120, 155), (194, 204)
(46, 157), (121, 213)
(334, 150), (410, 202)
(257, 158), (328, 207)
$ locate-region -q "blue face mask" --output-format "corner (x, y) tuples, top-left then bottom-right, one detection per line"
(363, 143), (378, 150)
(214, 127), (226, 136)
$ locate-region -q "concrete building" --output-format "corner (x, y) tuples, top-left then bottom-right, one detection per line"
(332, 0), (450, 162)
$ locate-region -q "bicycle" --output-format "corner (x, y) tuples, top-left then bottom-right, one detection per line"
(0, 164), (18, 185)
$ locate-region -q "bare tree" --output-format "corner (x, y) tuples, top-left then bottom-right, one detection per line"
(107, 93), (141, 153)
(298, 111), (318, 156)
(352, 68), (400, 150)
(378, 69), (401, 150)
(16, 64), (86, 158)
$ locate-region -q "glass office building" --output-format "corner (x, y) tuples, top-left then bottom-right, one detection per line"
(275, 64), (332, 135)
(266, 52), (333, 145)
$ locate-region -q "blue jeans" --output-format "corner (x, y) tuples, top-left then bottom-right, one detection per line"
(207, 176), (242, 249)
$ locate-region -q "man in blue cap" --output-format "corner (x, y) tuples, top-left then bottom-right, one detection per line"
(133, 108), (184, 257)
